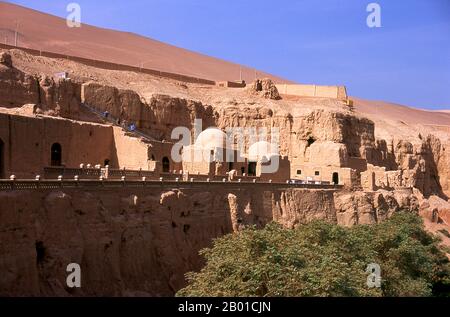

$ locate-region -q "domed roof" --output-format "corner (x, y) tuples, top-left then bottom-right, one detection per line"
(248, 141), (278, 162)
(194, 128), (227, 150)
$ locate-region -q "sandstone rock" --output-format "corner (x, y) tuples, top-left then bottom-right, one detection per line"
(0, 52), (12, 67)
(0, 67), (39, 107)
(247, 78), (281, 100)
(334, 192), (376, 226)
(309, 141), (349, 167)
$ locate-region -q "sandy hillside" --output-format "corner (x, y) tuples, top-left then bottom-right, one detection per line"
(0, 1), (291, 83)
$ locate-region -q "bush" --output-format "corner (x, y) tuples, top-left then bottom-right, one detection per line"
(177, 213), (450, 297)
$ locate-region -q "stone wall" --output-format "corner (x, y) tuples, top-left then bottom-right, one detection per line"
(0, 113), (117, 178)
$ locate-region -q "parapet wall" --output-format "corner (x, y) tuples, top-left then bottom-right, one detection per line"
(276, 84), (348, 100)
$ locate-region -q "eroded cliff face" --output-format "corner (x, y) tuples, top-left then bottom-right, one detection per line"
(365, 135), (450, 198)
(81, 82), (216, 140)
(0, 186), (422, 296)
(0, 61), (39, 107)
(0, 54), (81, 118)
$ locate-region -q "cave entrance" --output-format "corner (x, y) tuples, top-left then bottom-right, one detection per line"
(0, 138), (4, 179)
(307, 136), (316, 147)
(162, 157), (170, 173)
(332, 172), (339, 185)
(51, 143), (62, 166)
(248, 162), (257, 176)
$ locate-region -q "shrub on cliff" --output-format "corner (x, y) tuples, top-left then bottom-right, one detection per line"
(176, 213), (450, 297)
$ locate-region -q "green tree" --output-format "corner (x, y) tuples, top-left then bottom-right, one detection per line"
(177, 213), (450, 297)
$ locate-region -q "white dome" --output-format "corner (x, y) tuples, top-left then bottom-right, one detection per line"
(248, 141), (278, 162)
(194, 128), (227, 150)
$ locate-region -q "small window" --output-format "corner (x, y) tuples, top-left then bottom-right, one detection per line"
(297, 170), (302, 175)
(162, 157), (170, 173)
(315, 171), (320, 176)
(248, 162), (257, 176)
(51, 143), (62, 166)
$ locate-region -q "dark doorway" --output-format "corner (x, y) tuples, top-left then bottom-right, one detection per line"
(307, 136), (316, 147)
(104, 159), (110, 167)
(0, 138), (4, 179)
(228, 162), (234, 171)
(248, 162), (257, 176)
(162, 157), (170, 173)
(241, 167), (245, 175)
(332, 172), (339, 185)
(51, 143), (62, 166)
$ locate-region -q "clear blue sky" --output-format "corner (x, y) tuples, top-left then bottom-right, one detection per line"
(7, 0), (450, 109)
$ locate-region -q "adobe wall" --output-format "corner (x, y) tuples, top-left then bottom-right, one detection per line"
(113, 127), (151, 171)
(290, 163), (353, 186)
(216, 81), (246, 88)
(0, 113), (117, 178)
(275, 84), (348, 100)
(257, 156), (291, 182)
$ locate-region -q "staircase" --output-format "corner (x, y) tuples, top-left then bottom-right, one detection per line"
(80, 102), (162, 143)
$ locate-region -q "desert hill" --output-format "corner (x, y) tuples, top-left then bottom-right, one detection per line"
(0, 1), (290, 83)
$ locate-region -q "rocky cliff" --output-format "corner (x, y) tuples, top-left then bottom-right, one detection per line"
(0, 186), (422, 296)
(0, 52), (81, 118)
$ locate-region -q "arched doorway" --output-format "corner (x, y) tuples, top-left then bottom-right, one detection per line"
(162, 157), (170, 173)
(51, 143), (62, 166)
(248, 162), (257, 176)
(332, 172), (339, 185)
(0, 138), (4, 179)
(104, 159), (110, 167)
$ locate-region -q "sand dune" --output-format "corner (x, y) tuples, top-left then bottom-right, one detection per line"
(0, 1), (290, 83)
(352, 97), (450, 126)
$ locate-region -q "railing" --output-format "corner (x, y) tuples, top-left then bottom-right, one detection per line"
(0, 179), (344, 191)
(44, 166), (157, 180)
(44, 167), (102, 179)
(80, 103), (168, 144)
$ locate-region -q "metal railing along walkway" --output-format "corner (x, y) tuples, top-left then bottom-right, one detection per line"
(0, 179), (343, 191)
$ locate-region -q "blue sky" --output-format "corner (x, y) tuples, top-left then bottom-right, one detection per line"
(6, 0), (450, 109)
